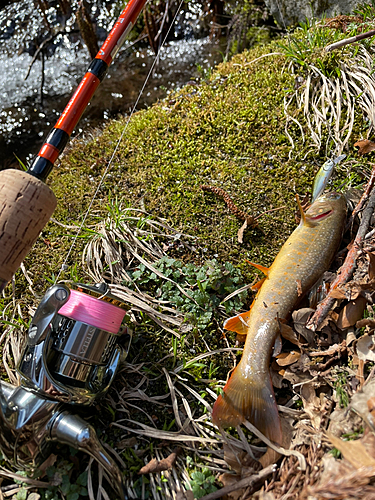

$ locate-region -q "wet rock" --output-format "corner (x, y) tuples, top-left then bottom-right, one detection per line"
(264, 0), (361, 27)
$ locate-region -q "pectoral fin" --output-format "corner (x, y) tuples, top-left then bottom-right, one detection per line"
(251, 277), (266, 291)
(224, 311), (251, 335)
(246, 260), (270, 276)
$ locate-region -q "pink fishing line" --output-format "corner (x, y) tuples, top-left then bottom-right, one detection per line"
(59, 289), (126, 334)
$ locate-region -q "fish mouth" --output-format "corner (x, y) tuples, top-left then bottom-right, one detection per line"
(309, 209), (333, 221)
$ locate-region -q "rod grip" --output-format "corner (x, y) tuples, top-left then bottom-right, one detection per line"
(0, 169), (56, 290)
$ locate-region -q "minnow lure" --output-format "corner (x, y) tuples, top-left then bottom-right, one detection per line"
(312, 154), (346, 202)
(212, 192), (347, 463)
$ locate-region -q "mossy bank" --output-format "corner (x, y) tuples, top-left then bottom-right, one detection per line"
(22, 38), (367, 294)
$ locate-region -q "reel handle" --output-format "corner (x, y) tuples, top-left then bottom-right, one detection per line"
(0, 169), (56, 292)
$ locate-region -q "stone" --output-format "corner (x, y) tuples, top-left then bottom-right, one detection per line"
(265, 0), (362, 27)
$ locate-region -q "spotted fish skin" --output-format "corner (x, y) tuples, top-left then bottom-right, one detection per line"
(212, 192), (347, 462)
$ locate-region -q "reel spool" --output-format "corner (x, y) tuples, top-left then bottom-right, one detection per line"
(18, 283), (131, 404)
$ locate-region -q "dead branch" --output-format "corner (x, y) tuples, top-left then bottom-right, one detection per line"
(198, 464), (276, 500)
(76, 0), (98, 59)
(201, 185), (257, 227)
(348, 164), (375, 229)
(325, 28), (375, 52)
(307, 184), (375, 331)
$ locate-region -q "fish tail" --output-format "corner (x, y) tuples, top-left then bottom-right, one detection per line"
(212, 364), (282, 448)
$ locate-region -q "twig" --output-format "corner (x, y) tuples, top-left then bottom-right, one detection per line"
(348, 164), (375, 229)
(24, 35), (53, 81)
(0, 469), (53, 488)
(201, 185), (257, 227)
(307, 185), (375, 331)
(325, 29), (375, 52)
(198, 464), (276, 500)
(40, 49), (45, 106)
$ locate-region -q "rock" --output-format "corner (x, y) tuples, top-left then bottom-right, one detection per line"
(264, 0), (361, 27)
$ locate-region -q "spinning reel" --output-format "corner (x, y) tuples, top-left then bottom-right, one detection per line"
(0, 283), (131, 498)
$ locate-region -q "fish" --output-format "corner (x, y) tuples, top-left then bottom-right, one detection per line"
(312, 154), (346, 203)
(212, 192), (347, 464)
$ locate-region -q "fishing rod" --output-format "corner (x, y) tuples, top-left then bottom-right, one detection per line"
(0, 0), (148, 293)
(0, 1), (150, 497)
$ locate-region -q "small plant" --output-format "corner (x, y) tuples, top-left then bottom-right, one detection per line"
(334, 371), (350, 408)
(128, 257), (249, 332)
(185, 467), (218, 499)
(42, 462), (88, 500)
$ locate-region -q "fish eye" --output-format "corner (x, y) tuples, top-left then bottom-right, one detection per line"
(323, 192), (340, 200)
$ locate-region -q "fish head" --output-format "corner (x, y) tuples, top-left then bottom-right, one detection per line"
(305, 192), (347, 225)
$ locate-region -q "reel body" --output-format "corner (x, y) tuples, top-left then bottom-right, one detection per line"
(0, 284), (130, 499)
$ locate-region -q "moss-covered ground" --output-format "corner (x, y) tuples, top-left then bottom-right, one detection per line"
(27, 41), (360, 290)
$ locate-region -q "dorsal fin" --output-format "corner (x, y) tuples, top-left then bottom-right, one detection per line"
(224, 311), (251, 335)
(296, 194), (317, 228)
(245, 260), (270, 276)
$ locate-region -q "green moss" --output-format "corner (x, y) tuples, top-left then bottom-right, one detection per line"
(3, 36), (366, 301)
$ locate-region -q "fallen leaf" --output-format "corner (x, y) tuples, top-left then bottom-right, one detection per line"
(238, 219), (247, 244)
(223, 443), (262, 475)
(354, 139), (375, 155)
(365, 250), (375, 280)
(176, 491), (194, 500)
(279, 323), (301, 345)
(336, 296), (367, 329)
(218, 473), (244, 500)
(357, 335), (375, 362)
(276, 351), (301, 366)
(117, 437), (138, 450)
(351, 379), (375, 431)
(346, 328), (357, 346)
(329, 287), (347, 300)
(326, 432), (375, 468)
(138, 448), (181, 475)
(223, 444), (243, 474)
(281, 367), (312, 386)
(270, 363), (285, 388)
(301, 384), (325, 429)
(292, 308), (315, 344)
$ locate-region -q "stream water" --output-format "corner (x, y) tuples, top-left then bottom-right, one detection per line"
(0, 1), (226, 168)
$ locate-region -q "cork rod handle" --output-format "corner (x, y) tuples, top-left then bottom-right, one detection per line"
(0, 169), (56, 291)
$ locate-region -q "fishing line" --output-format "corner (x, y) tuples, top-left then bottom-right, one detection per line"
(55, 0), (185, 283)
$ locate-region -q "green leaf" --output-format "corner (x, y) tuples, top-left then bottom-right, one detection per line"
(16, 488), (28, 500)
(66, 493), (79, 500)
(76, 471), (88, 487)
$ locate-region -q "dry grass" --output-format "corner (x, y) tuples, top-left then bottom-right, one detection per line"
(284, 45), (375, 157)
